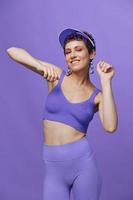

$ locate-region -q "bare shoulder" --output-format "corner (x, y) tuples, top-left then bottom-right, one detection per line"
(95, 89), (102, 104)
(94, 88), (103, 113)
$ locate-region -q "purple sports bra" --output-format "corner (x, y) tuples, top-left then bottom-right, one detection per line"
(42, 69), (101, 133)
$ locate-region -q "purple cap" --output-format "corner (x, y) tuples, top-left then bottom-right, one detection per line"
(59, 28), (95, 49)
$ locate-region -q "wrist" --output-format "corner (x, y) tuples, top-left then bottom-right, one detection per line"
(100, 79), (112, 88)
(100, 77), (111, 84)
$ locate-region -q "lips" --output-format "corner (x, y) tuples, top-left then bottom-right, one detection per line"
(71, 59), (80, 64)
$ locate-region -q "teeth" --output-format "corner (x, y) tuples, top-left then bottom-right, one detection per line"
(72, 60), (80, 63)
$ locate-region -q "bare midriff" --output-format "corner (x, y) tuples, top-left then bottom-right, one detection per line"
(43, 119), (85, 145)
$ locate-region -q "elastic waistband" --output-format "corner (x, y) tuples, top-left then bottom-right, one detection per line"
(43, 136), (94, 162)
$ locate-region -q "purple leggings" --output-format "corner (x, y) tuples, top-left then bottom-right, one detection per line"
(43, 136), (102, 200)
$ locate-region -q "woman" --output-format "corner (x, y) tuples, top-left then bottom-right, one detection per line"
(7, 28), (118, 200)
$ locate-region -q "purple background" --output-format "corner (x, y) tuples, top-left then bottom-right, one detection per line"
(0, 0), (133, 200)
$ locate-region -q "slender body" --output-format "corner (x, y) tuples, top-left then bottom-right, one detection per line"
(6, 28), (118, 200)
(6, 46), (117, 145)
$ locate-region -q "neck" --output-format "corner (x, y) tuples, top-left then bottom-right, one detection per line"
(68, 68), (91, 86)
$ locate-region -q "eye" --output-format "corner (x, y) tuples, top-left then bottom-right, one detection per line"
(76, 48), (82, 51)
(65, 51), (70, 55)
(65, 51), (69, 54)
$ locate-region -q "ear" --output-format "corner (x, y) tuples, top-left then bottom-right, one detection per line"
(90, 51), (96, 60)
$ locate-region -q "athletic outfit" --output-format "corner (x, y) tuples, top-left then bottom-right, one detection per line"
(42, 69), (102, 200)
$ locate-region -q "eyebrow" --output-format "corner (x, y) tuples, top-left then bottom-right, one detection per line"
(65, 46), (83, 50)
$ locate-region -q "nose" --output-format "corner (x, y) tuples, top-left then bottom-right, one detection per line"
(69, 50), (77, 59)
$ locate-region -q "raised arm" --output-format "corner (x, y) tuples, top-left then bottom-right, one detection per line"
(96, 60), (118, 133)
(6, 47), (62, 82)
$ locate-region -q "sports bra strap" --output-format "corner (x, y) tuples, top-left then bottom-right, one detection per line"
(57, 70), (101, 103)
(57, 70), (66, 86)
(90, 88), (101, 103)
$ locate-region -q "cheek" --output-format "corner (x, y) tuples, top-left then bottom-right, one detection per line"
(80, 50), (88, 58)
(65, 56), (69, 63)
(80, 53), (89, 62)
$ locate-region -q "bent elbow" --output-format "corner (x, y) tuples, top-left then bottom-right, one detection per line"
(104, 126), (118, 133)
(6, 47), (24, 62)
(7, 47), (17, 53)
(6, 47), (17, 58)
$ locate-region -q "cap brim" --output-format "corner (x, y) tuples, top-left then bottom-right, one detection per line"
(59, 28), (81, 48)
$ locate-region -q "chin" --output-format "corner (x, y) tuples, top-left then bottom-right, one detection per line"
(72, 68), (85, 73)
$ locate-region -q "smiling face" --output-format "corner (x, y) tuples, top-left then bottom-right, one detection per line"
(64, 40), (95, 72)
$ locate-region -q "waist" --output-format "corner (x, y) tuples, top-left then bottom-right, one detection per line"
(43, 136), (94, 161)
(43, 119), (86, 144)
(43, 118), (87, 135)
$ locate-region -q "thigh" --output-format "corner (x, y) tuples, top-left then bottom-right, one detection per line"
(71, 155), (102, 200)
(43, 179), (70, 200)
(43, 161), (71, 200)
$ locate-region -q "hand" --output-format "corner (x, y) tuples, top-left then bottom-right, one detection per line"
(43, 65), (60, 82)
(96, 60), (115, 81)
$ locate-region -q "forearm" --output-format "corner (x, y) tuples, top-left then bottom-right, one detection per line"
(101, 80), (118, 132)
(36, 59), (60, 70)
(6, 47), (44, 76)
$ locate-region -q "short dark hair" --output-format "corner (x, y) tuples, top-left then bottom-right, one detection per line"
(63, 31), (96, 55)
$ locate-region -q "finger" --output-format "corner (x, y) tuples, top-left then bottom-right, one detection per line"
(97, 60), (106, 72)
(99, 62), (105, 71)
(99, 61), (105, 68)
(101, 62), (109, 72)
(100, 60), (105, 65)
(105, 64), (112, 70)
(104, 65), (110, 72)
(54, 70), (60, 80)
(97, 60), (104, 66)
(105, 64), (113, 72)
(50, 67), (55, 81)
(43, 68), (48, 78)
(51, 68), (56, 81)
(52, 67), (60, 80)
(52, 68), (58, 81)
(46, 67), (52, 81)
(102, 63), (107, 72)
(49, 67), (58, 82)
